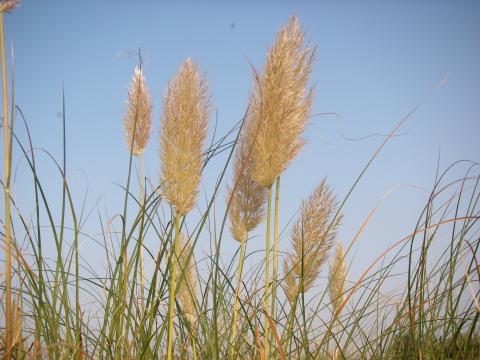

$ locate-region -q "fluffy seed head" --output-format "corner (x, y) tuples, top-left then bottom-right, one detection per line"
(328, 241), (347, 313)
(227, 126), (267, 243)
(160, 59), (210, 215)
(176, 234), (198, 326)
(248, 16), (315, 188)
(283, 179), (341, 302)
(123, 66), (152, 156)
(0, 0), (19, 12)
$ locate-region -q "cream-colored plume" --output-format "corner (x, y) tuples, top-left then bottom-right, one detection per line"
(0, 0), (19, 12)
(123, 66), (152, 156)
(248, 16), (315, 188)
(227, 126), (267, 243)
(159, 59), (210, 215)
(283, 179), (341, 302)
(328, 241), (347, 313)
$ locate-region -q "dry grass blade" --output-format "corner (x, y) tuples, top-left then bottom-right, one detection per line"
(248, 15), (315, 188)
(123, 66), (152, 156)
(160, 58), (210, 215)
(284, 179), (341, 301)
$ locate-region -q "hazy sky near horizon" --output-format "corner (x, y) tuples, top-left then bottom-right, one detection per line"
(4, 1), (480, 282)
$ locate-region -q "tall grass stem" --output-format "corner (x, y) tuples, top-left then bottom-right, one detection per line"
(229, 237), (247, 358)
(1, 11), (12, 359)
(167, 212), (180, 360)
(264, 186), (272, 358)
(271, 177), (280, 324)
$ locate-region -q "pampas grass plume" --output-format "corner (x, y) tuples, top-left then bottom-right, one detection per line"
(328, 241), (347, 313)
(0, 0), (19, 12)
(123, 66), (152, 156)
(228, 128), (267, 242)
(284, 179), (341, 302)
(248, 16), (315, 188)
(160, 59), (210, 215)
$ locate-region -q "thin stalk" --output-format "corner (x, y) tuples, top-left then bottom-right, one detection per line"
(229, 237), (247, 358)
(191, 334), (198, 360)
(167, 211), (180, 360)
(61, 90), (81, 358)
(1, 11), (13, 359)
(264, 186), (272, 358)
(271, 177), (280, 323)
(283, 296), (299, 356)
(138, 155), (145, 309)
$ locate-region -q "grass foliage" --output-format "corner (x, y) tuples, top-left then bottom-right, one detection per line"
(1, 7), (479, 360)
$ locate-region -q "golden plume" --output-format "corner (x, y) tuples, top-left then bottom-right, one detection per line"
(248, 16), (315, 188)
(123, 66), (152, 156)
(0, 0), (19, 12)
(328, 241), (347, 313)
(159, 59), (210, 215)
(283, 179), (341, 302)
(227, 124), (267, 242)
(176, 234), (198, 326)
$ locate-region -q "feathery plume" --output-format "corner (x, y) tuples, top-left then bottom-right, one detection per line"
(328, 241), (347, 313)
(0, 0), (19, 12)
(283, 179), (341, 302)
(176, 234), (198, 326)
(123, 66), (152, 156)
(248, 16), (315, 188)
(160, 59), (210, 215)
(227, 126), (267, 242)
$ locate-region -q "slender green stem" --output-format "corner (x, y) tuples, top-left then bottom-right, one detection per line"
(229, 237), (247, 358)
(138, 155), (145, 309)
(271, 177), (280, 326)
(264, 186), (272, 358)
(167, 211), (180, 360)
(191, 334), (198, 360)
(283, 296), (298, 355)
(1, 11), (12, 360)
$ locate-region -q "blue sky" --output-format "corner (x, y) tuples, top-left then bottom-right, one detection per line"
(4, 1), (480, 283)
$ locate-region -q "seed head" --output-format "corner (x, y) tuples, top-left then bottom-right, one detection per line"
(123, 66), (152, 156)
(0, 0), (19, 12)
(283, 179), (341, 302)
(176, 234), (198, 326)
(328, 241), (347, 313)
(227, 124), (267, 243)
(160, 59), (210, 215)
(248, 16), (315, 188)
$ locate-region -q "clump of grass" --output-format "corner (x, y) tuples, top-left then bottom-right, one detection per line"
(1, 7), (479, 360)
